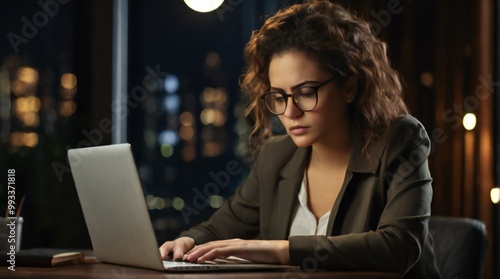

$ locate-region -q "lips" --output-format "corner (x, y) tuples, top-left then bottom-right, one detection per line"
(289, 125), (309, 135)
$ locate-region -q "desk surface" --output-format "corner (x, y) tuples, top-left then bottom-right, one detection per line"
(2, 262), (400, 279)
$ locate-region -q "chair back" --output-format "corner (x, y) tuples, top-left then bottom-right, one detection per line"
(429, 216), (487, 279)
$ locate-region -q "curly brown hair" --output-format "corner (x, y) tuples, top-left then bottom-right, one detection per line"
(240, 0), (408, 155)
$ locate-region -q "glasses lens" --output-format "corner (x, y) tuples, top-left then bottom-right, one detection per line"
(264, 92), (287, 114)
(293, 87), (317, 111)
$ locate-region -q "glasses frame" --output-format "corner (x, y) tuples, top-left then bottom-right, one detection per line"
(260, 76), (338, 115)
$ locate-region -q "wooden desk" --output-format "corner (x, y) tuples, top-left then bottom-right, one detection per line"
(2, 263), (400, 279)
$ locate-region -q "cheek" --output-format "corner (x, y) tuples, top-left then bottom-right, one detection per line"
(314, 98), (336, 114)
(312, 97), (349, 122)
(277, 115), (287, 125)
(318, 93), (348, 112)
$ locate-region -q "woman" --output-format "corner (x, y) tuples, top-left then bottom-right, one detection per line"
(160, 1), (441, 278)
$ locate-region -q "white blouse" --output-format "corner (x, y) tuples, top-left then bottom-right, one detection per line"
(288, 174), (331, 237)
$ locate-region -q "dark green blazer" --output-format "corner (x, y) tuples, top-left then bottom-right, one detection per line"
(180, 115), (441, 278)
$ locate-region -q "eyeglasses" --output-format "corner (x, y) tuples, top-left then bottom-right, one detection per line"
(260, 76), (337, 115)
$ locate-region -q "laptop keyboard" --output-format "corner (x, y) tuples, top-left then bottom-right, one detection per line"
(162, 256), (298, 271)
(164, 256), (253, 265)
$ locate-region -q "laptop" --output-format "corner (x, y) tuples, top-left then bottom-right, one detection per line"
(68, 143), (297, 272)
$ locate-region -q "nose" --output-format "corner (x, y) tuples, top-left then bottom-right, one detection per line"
(282, 98), (303, 119)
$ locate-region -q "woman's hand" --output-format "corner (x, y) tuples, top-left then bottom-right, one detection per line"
(159, 236), (195, 260)
(184, 239), (290, 265)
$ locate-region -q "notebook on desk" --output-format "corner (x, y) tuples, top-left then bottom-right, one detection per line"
(68, 143), (296, 272)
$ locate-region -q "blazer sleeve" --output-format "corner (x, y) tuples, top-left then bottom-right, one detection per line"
(288, 116), (433, 276)
(177, 150), (263, 244)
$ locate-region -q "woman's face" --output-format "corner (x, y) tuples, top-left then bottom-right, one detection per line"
(268, 50), (353, 148)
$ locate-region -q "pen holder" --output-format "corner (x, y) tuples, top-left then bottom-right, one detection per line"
(0, 216), (23, 253)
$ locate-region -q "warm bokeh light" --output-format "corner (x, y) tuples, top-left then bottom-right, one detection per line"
(61, 73), (77, 90)
(10, 132), (23, 147)
(14, 96), (41, 127)
(179, 126), (194, 141)
(420, 72), (433, 87)
(184, 0), (224, 13)
(19, 112), (39, 127)
(199, 87), (227, 157)
(59, 100), (77, 117)
(200, 108), (216, 125)
(10, 132), (38, 148)
(179, 111), (194, 126)
(462, 113), (477, 130)
(201, 87), (227, 104)
(24, 132), (38, 147)
(200, 108), (225, 126)
(212, 111), (225, 126)
(491, 188), (500, 204)
(15, 96), (41, 113)
(17, 67), (38, 85)
(11, 80), (26, 96)
(203, 142), (222, 157)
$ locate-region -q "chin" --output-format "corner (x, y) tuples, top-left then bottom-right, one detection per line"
(289, 135), (313, 148)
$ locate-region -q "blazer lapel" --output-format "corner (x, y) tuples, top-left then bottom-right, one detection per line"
(275, 147), (310, 239)
(326, 127), (385, 235)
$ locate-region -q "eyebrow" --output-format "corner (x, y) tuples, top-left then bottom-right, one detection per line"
(269, 80), (321, 92)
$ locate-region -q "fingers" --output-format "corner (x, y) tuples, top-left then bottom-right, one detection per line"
(159, 237), (195, 260)
(184, 239), (289, 264)
(197, 247), (231, 263)
(159, 241), (174, 259)
(161, 238), (250, 263)
(186, 239), (242, 263)
(172, 240), (188, 260)
(187, 247), (229, 263)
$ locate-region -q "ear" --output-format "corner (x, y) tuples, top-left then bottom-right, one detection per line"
(343, 77), (357, 103)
